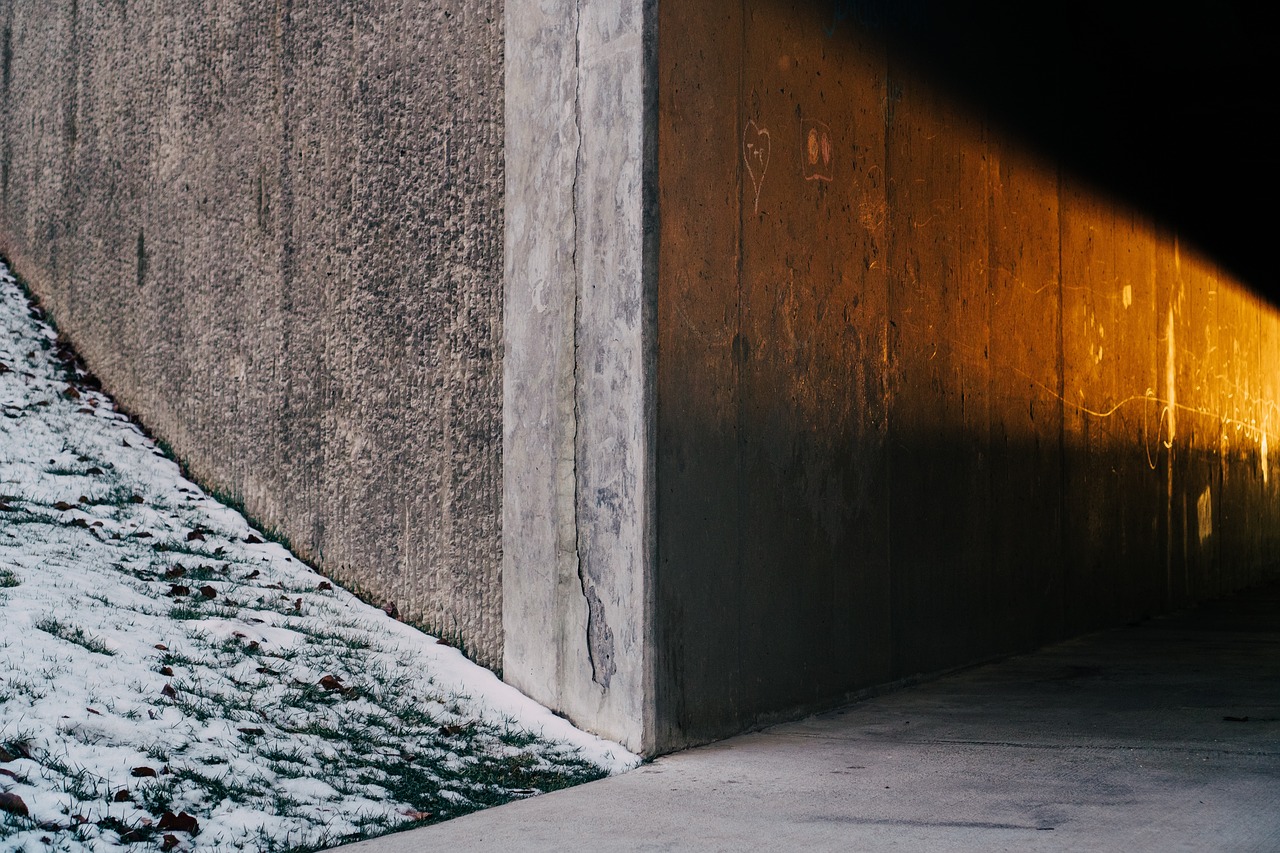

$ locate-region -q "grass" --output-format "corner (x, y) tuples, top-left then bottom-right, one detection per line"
(0, 260), (633, 851)
(33, 617), (115, 656)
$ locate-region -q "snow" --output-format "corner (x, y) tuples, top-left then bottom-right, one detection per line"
(0, 262), (638, 852)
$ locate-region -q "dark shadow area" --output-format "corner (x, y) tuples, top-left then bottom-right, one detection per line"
(656, 423), (1280, 747)
(821, 0), (1277, 301)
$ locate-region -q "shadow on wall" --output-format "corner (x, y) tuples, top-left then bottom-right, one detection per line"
(655, 0), (1280, 749)
(812, 0), (1278, 300)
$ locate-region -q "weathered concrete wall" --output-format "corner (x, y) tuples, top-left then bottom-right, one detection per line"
(0, 1), (504, 664)
(655, 0), (1280, 748)
(4, 0), (1277, 759)
(502, 0), (657, 752)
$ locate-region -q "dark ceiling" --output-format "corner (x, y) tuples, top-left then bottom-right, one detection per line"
(829, 0), (1276, 303)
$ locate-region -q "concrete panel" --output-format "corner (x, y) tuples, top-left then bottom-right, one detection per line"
(656, 0), (892, 748)
(653, 0), (745, 747)
(885, 67), (994, 675)
(0, 0), (504, 664)
(1058, 185), (1162, 632)
(736, 0), (892, 731)
(985, 143), (1064, 651)
(502, 0), (656, 753)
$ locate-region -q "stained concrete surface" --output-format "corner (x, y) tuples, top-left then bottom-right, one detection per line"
(338, 581), (1280, 852)
(654, 0), (1280, 750)
(502, 0), (657, 752)
(0, 0), (505, 665)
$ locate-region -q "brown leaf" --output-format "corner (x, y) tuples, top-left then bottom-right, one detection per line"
(132, 765), (157, 778)
(86, 707), (101, 715)
(120, 827), (150, 843)
(63, 386), (80, 400)
(113, 789), (132, 802)
(436, 638), (452, 646)
(245, 534), (263, 544)
(237, 727), (265, 736)
(168, 584), (189, 597)
(439, 724), (466, 737)
(0, 768), (18, 780)
(157, 811), (200, 835)
(0, 746), (13, 762)
(383, 602), (400, 619)
(244, 570), (260, 580)
(256, 667), (278, 676)
(318, 582), (332, 591)
(400, 809), (433, 821)
(164, 567), (185, 580)
(159, 666), (174, 677)
(318, 675), (344, 691)
(129, 494), (144, 503)
(154, 643), (168, 651)
(0, 502), (13, 511)
(86, 467), (103, 475)
(53, 501), (73, 511)
(198, 586), (217, 599)
(161, 684), (177, 698)
(293, 598), (302, 611)
(162, 834), (181, 851)
(186, 530), (205, 542)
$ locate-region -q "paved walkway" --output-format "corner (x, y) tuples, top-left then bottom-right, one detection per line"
(338, 583), (1280, 852)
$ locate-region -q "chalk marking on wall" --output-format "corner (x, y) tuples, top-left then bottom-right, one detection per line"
(1166, 307), (1177, 445)
(671, 277), (734, 346)
(801, 119), (834, 182)
(1197, 486), (1212, 544)
(743, 119), (771, 213)
(1013, 368), (1278, 473)
(1263, 427), (1270, 484)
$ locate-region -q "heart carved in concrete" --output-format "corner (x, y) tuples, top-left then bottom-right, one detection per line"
(743, 119), (771, 212)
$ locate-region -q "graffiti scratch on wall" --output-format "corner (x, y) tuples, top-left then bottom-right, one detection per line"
(743, 119), (771, 212)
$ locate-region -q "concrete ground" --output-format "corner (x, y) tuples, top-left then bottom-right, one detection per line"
(338, 583), (1280, 852)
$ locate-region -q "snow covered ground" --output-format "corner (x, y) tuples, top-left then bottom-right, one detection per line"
(0, 262), (638, 852)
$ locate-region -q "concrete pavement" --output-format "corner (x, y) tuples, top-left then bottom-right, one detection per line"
(337, 583), (1280, 851)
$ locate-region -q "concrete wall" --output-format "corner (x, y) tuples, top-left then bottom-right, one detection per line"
(0, 0), (505, 665)
(654, 0), (1280, 748)
(502, 0), (657, 752)
(4, 0), (1279, 757)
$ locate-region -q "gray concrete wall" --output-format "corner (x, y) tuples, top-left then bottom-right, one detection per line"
(0, 0), (505, 665)
(502, 0), (657, 753)
(5, 0), (1279, 759)
(654, 0), (1280, 749)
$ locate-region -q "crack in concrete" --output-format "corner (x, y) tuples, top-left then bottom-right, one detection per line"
(568, 0), (611, 686)
(569, 0), (613, 690)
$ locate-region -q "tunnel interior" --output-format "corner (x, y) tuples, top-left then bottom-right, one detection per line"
(654, 0), (1280, 749)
